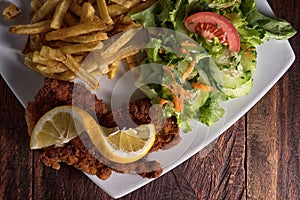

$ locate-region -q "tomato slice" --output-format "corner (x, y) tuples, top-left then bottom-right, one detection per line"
(184, 12), (240, 52)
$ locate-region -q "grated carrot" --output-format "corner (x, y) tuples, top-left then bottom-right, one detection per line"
(162, 65), (192, 112)
(178, 47), (196, 83)
(191, 83), (214, 92)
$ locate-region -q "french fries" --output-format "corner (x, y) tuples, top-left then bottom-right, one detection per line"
(45, 21), (106, 41)
(50, 0), (72, 29)
(32, 0), (62, 23)
(96, 0), (114, 24)
(59, 41), (103, 54)
(107, 4), (129, 18)
(107, 61), (119, 79)
(61, 32), (108, 43)
(80, 2), (95, 23)
(30, 0), (43, 13)
(8, 0), (156, 90)
(32, 51), (68, 73)
(9, 20), (51, 34)
(69, 2), (82, 17)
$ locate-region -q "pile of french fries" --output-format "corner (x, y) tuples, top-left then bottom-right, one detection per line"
(9, 0), (156, 90)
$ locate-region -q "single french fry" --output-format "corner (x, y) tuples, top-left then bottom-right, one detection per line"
(9, 20), (51, 34)
(62, 32), (108, 43)
(59, 41), (103, 54)
(80, 2), (95, 23)
(45, 21), (106, 41)
(111, 0), (142, 9)
(96, 0), (114, 25)
(30, 0), (43, 13)
(107, 61), (119, 79)
(50, 0), (72, 29)
(108, 15), (142, 35)
(73, 55), (85, 63)
(46, 40), (74, 49)
(107, 4), (129, 18)
(88, 0), (96, 4)
(69, 2), (82, 17)
(81, 54), (100, 72)
(24, 53), (36, 69)
(63, 54), (99, 89)
(112, 47), (140, 63)
(32, 0), (61, 23)
(120, 15), (136, 24)
(40, 46), (66, 62)
(29, 34), (41, 52)
(126, 54), (138, 69)
(81, 28), (141, 73)
(83, 46), (139, 74)
(129, 0), (157, 13)
(100, 28), (138, 56)
(73, 0), (84, 4)
(36, 64), (60, 75)
(90, 69), (102, 77)
(49, 70), (76, 81)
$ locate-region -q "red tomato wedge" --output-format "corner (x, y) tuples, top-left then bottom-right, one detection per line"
(184, 12), (240, 52)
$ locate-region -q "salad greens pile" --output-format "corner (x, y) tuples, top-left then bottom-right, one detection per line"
(129, 0), (296, 131)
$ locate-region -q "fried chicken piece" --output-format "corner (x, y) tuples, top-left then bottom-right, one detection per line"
(41, 137), (112, 180)
(26, 78), (180, 180)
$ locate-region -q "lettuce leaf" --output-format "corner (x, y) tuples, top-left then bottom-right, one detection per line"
(246, 9), (297, 40)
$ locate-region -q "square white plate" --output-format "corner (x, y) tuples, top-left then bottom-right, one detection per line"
(0, 0), (295, 198)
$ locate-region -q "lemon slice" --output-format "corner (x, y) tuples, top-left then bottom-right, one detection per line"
(30, 106), (87, 149)
(103, 124), (156, 163)
(30, 105), (156, 163)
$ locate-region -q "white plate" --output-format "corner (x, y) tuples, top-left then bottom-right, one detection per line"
(0, 0), (295, 198)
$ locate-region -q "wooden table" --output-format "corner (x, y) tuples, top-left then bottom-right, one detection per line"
(1, 0), (299, 199)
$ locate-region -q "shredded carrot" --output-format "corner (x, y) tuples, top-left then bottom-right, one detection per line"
(168, 63), (175, 68)
(241, 45), (255, 60)
(162, 66), (193, 100)
(181, 41), (197, 47)
(178, 47), (196, 83)
(179, 47), (189, 55)
(162, 65), (193, 112)
(181, 58), (196, 83)
(162, 84), (182, 112)
(191, 83), (214, 92)
(173, 94), (181, 112)
(159, 98), (171, 105)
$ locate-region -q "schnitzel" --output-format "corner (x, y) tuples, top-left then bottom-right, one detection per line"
(25, 78), (181, 179)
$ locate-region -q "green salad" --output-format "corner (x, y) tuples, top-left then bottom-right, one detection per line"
(129, 0), (296, 131)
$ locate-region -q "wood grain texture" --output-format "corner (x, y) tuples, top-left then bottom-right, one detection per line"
(0, 77), (32, 200)
(247, 0), (300, 199)
(0, 0), (299, 199)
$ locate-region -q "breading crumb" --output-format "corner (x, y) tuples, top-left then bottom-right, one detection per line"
(2, 4), (21, 20)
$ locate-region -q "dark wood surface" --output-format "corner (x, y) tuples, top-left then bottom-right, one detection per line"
(1, 0), (299, 199)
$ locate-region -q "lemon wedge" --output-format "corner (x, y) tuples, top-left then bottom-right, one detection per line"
(30, 105), (156, 163)
(102, 124), (156, 163)
(30, 106), (85, 149)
